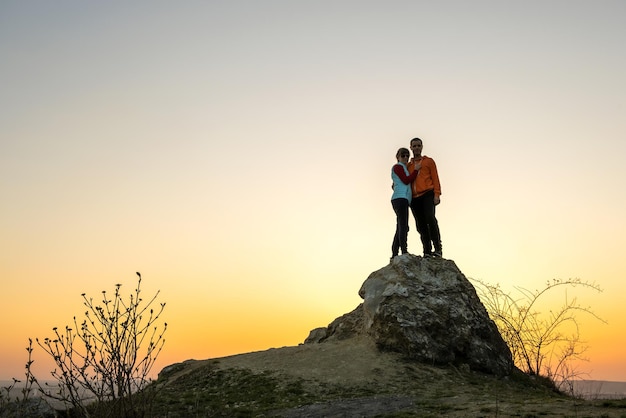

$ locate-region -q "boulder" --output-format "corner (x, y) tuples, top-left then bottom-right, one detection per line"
(305, 254), (513, 376)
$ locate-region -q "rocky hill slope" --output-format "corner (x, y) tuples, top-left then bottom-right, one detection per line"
(149, 255), (626, 417)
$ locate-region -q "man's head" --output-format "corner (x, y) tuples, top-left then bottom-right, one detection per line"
(410, 137), (423, 157)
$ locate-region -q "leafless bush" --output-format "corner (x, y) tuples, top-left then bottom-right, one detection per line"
(472, 277), (605, 393)
(1, 339), (54, 417)
(32, 272), (167, 417)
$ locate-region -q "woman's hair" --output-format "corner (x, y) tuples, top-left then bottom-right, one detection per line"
(396, 147), (410, 159)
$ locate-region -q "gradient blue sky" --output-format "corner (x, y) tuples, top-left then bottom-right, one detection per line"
(1, 1), (625, 381)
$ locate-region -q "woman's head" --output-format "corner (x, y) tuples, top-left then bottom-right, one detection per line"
(396, 147), (410, 162)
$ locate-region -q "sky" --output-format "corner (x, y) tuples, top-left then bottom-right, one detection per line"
(1, 1), (625, 382)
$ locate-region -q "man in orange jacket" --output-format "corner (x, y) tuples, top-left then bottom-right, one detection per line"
(407, 137), (443, 257)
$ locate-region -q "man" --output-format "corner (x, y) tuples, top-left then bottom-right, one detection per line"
(407, 137), (443, 257)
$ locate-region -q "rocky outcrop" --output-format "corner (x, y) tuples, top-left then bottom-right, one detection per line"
(304, 254), (513, 376)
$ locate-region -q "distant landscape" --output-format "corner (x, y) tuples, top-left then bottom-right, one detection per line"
(569, 380), (626, 400)
(1, 380), (58, 392)
(1, 380), (65, 409)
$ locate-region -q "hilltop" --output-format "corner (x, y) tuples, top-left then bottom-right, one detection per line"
(150, 336), (626, 417)
(141, 255), (625, 416)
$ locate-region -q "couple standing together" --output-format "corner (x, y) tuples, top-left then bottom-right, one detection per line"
(391, 137), (442, 261)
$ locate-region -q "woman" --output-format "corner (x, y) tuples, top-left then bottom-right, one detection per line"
(391, 147), (419, 261)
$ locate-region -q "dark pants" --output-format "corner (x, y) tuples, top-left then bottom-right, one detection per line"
(391, 198), (410, 256)
(410, 190), (441, 254)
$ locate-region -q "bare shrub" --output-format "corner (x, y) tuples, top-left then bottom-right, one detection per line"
(472, 278), (605, 393)
(1, 338), (54, 417)
(32, 272), (167, 417)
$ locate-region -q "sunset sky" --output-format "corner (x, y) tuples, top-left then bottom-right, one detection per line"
(2, 1), (625, 382)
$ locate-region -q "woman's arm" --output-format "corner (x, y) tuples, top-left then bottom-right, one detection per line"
(393, 164), (418, 184)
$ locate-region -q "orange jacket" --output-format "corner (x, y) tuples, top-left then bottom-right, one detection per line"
(408, 155), (441, 198)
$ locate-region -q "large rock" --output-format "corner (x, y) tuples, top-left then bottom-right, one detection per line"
(304, 254), (513, 376)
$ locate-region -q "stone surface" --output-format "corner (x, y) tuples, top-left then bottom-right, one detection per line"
(304, 254), (513, 376)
